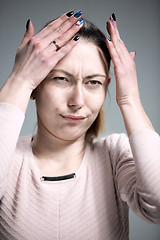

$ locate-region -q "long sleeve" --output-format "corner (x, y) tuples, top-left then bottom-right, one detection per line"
(0, 102), (24, 198)
(112, 129), (160, 224)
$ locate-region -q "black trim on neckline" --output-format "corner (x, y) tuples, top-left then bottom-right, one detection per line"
(41, 173), (76, 181)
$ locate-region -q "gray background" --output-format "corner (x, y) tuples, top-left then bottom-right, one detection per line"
(0, 0), (160, 239)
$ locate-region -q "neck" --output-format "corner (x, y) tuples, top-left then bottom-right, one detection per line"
(32, 128), (86, 176)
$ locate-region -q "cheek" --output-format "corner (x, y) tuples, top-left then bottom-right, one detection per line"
(87, 91), (106, 114)
(36, 86), (65, 110)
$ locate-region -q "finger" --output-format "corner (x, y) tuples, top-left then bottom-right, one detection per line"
(106, 20), (124, 63)
(36, 11), (81, 41)
(18, 20), (35, 51)
(110, 16), (134, 63)
(106, 37), (121, 66)
(36, 12), (83, 50)
(50, 19), (84, 51)
(109, 16), (121, 40)
(112, 19), (136, 64)
(29, 18), (83, 56)
(130, 51), (136, 60)
(48, 36), (80, 67)
(31, 11), (82, 54)
(107, 18), (130, 63)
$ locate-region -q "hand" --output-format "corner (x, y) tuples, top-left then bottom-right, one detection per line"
(11, 11), (83, 91)
(106, 15), (140, 108)
(106, 14), (154, 135)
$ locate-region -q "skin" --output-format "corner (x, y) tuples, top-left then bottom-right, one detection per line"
(106, 17), (154, 136)
(0, 12), (84, 112)
(32, 40), (110, 176)
(0, 12), (155, 176)
(35, 40), (109, 141)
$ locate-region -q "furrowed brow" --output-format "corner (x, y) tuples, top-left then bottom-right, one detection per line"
(51, 70), (107, 80)
(51, 69), (73, 78)
(85, 74), (107, 80)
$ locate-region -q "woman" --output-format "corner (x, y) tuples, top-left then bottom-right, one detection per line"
(0, 10), (160, 240)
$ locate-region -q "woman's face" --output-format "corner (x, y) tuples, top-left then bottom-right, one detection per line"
(35, 39), (109, 141)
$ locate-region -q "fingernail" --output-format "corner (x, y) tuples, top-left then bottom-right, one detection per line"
(107, 35), (111, 41)
(112, 13), (116, 21)
(66, 10), (74, 17)
(76, 19), (84, 26)
(26, 19), (30, 30)
(73, 36), (80, 41)
(74, 10), (82, 18)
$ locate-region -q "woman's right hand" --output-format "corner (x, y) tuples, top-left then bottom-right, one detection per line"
(11, 11), (83, 91)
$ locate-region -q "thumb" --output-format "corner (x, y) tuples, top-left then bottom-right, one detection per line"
(18, 20), (35, 51)
(130, 51), (136, 60)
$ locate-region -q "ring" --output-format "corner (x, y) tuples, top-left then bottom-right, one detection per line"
(53, 40), (60, 51)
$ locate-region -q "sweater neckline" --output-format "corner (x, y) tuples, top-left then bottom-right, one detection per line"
(26, 135), (91, 184)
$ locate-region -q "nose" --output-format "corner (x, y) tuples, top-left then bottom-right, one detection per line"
(68, 83), (85, 110)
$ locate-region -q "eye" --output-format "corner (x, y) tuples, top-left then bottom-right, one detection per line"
(87, 80), (102, 86)
(53, 76), (68, 81)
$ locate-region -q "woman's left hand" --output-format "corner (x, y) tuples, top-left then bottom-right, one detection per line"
(106, 15), (140, 108)
(106, 14), (154, 135)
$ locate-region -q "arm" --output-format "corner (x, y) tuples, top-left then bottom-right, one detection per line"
(0, 103), (24, 198)
(0, 11), (83, 197)
(110, 130), (160, 224)
(0, 12), (83, 113)
(106, 15), (160, 223)
(106, 15), (154, 136)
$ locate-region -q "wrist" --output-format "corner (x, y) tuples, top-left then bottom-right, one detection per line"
(8, 72), (36, 91)
(119, 100), (154, 136)
(0, 75), (33, 113)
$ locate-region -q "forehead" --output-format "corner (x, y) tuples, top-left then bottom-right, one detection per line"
(55, 39), (108, 76)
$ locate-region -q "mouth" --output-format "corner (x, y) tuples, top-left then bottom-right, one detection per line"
(61, 115), (86, 122)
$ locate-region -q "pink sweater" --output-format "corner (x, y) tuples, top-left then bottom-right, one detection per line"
(0, 102), (160, 240)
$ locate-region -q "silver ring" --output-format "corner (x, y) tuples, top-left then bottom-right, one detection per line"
(53, 40), (60, 51)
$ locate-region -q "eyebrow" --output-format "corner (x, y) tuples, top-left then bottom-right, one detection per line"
(51, 69), (107, 79)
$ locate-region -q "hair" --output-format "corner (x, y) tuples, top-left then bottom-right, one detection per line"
(76, 19), (111, 137)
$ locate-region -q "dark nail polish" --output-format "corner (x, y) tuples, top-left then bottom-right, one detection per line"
(107, 35), (111, 41)
(74, 10), (82, 18)
(112, 13), (116, 21)
(66, 10), (74, 17)
(76, 19), (84, 26)
(73, 36), (80, 41)
(26, 19), (30, 30)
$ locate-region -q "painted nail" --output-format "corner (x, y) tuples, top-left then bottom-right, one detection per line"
(73, 36), (80, 41)
(76, 19), (84, 26)
(112, 13), (116, 21)
(74, 10), (82, 18)
(26, 19), (30, 30)
(66, 10), (74, 17)
(107, 35), (111, 41)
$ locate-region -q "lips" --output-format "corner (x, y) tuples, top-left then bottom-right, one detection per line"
(61, 114), (86, 122)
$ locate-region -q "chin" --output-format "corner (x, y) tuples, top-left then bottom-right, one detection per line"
(52, 129), (87, 142)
